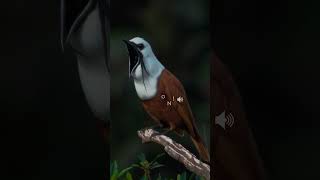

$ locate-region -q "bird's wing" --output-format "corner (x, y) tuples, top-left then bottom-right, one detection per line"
(165, 70), (199, 137)
(176, 95), (198, 138)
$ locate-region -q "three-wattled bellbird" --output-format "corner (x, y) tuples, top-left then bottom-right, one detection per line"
(124, 37), (210, 162)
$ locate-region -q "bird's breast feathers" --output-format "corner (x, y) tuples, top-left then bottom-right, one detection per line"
(134, 67), (164, 100)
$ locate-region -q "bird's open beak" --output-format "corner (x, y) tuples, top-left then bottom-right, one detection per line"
(123, 40), (142, 77)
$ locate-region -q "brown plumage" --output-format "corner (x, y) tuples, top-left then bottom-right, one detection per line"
(124, 37), (209, 162)
(142, 69), (210, 162)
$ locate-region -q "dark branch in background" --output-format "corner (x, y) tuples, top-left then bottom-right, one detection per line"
(137, 129), (211, 180)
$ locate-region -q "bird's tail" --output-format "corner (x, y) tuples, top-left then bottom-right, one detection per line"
(191, 135), (210, 163)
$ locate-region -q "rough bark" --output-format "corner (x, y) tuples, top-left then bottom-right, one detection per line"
(137, 129), (211, 180)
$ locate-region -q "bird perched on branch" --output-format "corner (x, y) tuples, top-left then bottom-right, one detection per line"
(124, 37), (210, 162)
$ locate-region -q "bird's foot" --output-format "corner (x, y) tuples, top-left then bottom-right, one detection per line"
(141, 124), (169, 139)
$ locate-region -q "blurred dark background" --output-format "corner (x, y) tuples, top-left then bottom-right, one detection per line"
(0, 1), (107, 180)
(213, 0), (320, 179)
(1, 0), (320, 180)
(110, 0), (210, 178)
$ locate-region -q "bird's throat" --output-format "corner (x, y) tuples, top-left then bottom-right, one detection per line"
(133, 64), (164, 100)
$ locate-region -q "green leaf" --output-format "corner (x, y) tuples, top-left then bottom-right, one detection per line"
(131, 163), (141, 168)
(181, 172), (187, 180)
(137, 153), (146, 162)
(156, 174), (162, 180)
(188, 173), (195, 180)
(111, 174), (118, 180)
(177, 174), (181, 180)
(118, 167), (133, 177)
(195, 176), (205, 180)
(110, 161), (113, 175)
(150, 162), (165, 170)
(125, 172), (133, 180)
(139, 160), (150, 168)
(112, 161), (119, 175)
(150, 153), (165, 164)
(140, 175), (148, 180)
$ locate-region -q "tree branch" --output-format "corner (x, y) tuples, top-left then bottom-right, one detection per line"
(137, 128), (211, 180)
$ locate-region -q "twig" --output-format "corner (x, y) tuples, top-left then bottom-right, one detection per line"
(137, 128), (211, 180)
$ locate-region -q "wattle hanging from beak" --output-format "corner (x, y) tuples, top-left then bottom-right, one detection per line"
(123, 40), (143, 76)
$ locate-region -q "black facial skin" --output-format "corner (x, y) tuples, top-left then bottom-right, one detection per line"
(136, 43), (145, 50)
(123, 40), (143, 75)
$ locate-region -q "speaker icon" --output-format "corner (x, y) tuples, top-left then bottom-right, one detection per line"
(226, 113), (234, 128)
(215, 111), (235, 130)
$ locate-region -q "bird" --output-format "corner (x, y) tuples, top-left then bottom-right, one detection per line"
(124, 37), (210, 162)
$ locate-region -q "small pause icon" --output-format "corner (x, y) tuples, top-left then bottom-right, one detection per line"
(226, 113), (234, 128)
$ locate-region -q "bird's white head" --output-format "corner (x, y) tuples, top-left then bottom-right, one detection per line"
(129, 37), (154, 59)
(124, 37), (162, 80)
(124, 37), (165, 100)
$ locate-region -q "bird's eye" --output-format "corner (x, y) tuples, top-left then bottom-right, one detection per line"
(137, 43), (145, 50)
